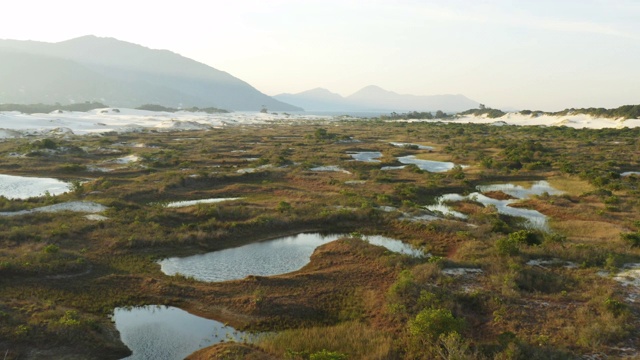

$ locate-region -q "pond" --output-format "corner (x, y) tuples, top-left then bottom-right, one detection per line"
(425, 181), (562, 230)
(424, 194), (469, 219)
(112, 305), (246, 360)
(164, 198), (242, 208)
(159, 233), (425, 282)
(347, 151), (383, 163)
(476, 180), (563, 199)
(0, 174), (70, 199)
(310, 165), (351, 174)
(396, 155), (457, 172)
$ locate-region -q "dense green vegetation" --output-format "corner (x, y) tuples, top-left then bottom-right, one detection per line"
(0, 119), (639, 359)
(379, 110), (453, 120)
(459, 107), (507, 118)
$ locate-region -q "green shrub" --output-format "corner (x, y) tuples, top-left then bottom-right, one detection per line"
(409, 307), (465, 344)
(495, 237), (519, 256)
(620, 232), (640, 247)
(508, 230), (540, 246)
(43, 244), (60, 254)
(309, 349), (348, 360)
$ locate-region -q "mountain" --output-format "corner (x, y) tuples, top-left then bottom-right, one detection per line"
(274, 88), (360, 111)
(0, 36), (301, 111)
(275, 85), (480, 113)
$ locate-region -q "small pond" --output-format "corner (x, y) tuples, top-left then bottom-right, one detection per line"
(425, 181), (562, 230)
(424, 194), (469, 219)
(0, 174), (70, 199)
(159, 233), (425, 282)
(112, 305), (246, 360)
(164, 198), (241, 208)
(397, 155), (457, 172)
(347, 151), (383, 163)
(476, 180), (563, 199)
(310, 165), (351, 174)
(381, 165), (407, 171)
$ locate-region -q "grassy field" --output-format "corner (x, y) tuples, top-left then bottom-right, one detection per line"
(0, 120), (639, 359)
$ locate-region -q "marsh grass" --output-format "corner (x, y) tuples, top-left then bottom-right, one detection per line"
(0, 121), (639, 358)
(256, 321), (394, 360)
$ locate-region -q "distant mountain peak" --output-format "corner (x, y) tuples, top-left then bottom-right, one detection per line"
(360, 85), (386, 91)
(275, 85), (480, 112)
(301, 87), (335, 94)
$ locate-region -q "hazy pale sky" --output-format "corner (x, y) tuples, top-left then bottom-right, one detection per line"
(2, 0), (639, 111)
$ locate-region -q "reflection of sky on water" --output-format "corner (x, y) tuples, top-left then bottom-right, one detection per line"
(113, 306), (244, 360)
(347, 151), (383, 163)
(476, 181), (563, 199)
(159, 233), (425, 282)
(0, 174), (70, 199)
(164, 197), (241, 208)
(397, 155), (456, 172)
(425, 181), (563, 231)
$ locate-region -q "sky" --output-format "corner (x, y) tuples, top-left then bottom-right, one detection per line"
(2, 0), (639, 111)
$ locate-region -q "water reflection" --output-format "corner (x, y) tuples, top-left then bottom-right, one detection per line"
(347, 151), (383, 163)
(396, 155), (456, 172)
(159, 233), (425, 282)
(0, 174), (70, 199)
(164, 198), (241, 208)
(425, 181), (562, 230)
(112, 305), (245, 360)
(476, 181), (562, 199)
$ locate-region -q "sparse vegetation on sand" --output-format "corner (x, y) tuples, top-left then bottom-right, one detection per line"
(0, 119), (639, 359)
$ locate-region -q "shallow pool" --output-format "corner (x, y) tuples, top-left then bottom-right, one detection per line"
(425, 181), (563, 230)
(164, 198), (241, 208)
(396, 155), (457, 172)
(476, 180), (563, 199)
(112, 305), (246, 360)
(159, 233), (425, 282)
(347, 151), (383, 163)
(0, 174), (70, 199)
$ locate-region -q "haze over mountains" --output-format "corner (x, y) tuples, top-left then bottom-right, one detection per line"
(0, 36), (300, 111)
(274, 86), (480, 113)
(0, 35), (480, 113)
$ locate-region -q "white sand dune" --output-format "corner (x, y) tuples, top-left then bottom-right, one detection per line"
(1, 109), (638, 140)
(0, 201), (108, 217)
(0, 108), (334, 137)
(420, 113), (640, 129)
